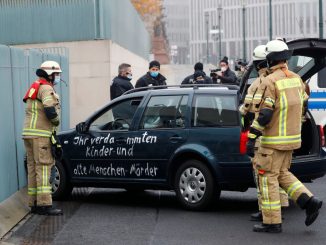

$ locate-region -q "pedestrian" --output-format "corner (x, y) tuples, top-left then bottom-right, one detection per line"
(22, 61), (64, 216)
(181, 62), (213, 84)
(110, 63), (134, 100)
(239, 45), (289, 223)
(135, 60), (167, 88)
(236, 60), (248, 82)
(246, 40), (322, 233)
(212, 56), (237, 85)
(192, 70), (208, 84)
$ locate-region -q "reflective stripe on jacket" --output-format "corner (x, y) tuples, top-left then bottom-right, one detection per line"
(240, 68), (268, 116)
(22, 80), (60, 138)
(251, 64), (307, 150)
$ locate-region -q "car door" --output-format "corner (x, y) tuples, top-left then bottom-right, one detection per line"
(132, 94), (189, 180)
(69, 97), (146, 181)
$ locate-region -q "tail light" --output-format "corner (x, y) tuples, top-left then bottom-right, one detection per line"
(240, 130), (249, 154)
(318, 125), (325, 147)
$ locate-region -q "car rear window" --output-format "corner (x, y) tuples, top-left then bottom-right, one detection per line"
(192, 94), (238, 127)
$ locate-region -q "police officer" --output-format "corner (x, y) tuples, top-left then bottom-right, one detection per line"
(239, 45), (289, 222)
(22, 61), (63, 216)
(247, 40), (322, 233)
(110, 63), (134, 100)
(135, 60), (167, 88)
(181, 62), (212, 84)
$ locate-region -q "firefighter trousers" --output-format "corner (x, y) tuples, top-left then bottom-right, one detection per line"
(24, 137), (54, 207)
(252, 141), (289, 210)
(253, 168), (289, 210)
(254, 147), (313, 224)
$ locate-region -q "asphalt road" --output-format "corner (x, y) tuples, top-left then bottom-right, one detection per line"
(3, 176), (326, 245)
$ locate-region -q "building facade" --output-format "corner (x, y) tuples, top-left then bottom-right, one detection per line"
(131, 0), (170, 64)
(163, 0), (190, 64)
(0, 0), (151, 126)
(189, 0), (325, 66)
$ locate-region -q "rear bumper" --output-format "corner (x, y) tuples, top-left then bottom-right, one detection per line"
(291, 156), (326, 182)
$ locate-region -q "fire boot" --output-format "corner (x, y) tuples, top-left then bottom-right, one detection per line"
(297, 194), (323, 226)
(304, 197), (323, 226)
(30, 201), (38, 214)
(250, 211), (262, 221)
(37, 206), (63, 216)
(30, 206), (38, 214)
(253, 223), (282, 233)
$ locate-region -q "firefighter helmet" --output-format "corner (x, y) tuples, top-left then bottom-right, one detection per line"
(265, 40), (293, 61)
(39, 61), (62, 75)
(252, 45), (267, 61)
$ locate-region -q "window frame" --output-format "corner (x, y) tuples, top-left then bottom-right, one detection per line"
(191, 93), (239, 128)
(138, 94), (190, 131)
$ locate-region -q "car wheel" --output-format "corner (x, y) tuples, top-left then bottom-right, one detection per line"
(51, 160), (73, 200)
(175, 160), (217, 210)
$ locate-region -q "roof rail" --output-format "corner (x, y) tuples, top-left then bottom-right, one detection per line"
(123, 84), (239, 95)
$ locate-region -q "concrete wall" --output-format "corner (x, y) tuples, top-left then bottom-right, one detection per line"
(16, 40), (149, 127)
(0, 45), (69, 203)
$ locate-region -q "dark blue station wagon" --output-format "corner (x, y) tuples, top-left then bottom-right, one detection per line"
(53, 83), (326, 210)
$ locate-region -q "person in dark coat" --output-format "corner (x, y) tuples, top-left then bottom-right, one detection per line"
(214, 56), (238, 85)
(110, 63), (134, 100)
(135, 60), (167, 88)
(192, 70), (207, 84)
(181, 62), (213, 84)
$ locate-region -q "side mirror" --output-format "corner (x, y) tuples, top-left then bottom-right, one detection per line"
(76, 122), (88, 134)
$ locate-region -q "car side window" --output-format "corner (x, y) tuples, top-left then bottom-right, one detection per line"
(90, 98), (142, 131)
(192, 95), (238, 127)
(140, 95), (188, 129)
(318, 67), (326, 88)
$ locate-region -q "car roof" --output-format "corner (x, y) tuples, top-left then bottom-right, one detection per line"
(122, 85), (239, 99)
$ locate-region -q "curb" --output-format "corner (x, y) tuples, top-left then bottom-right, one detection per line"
(0, 188), (29, 239)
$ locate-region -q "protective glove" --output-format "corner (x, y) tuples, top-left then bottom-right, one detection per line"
(246, 138), (256, 157)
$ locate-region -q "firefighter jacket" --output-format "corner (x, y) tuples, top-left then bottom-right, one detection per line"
(250, 64), (307, 151)
(22, 79), (60, 138)
(240, 68), (269, 116)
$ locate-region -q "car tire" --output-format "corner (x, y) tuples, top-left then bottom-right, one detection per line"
(175, 160), (217, 210)
(52, 160), (73, 200)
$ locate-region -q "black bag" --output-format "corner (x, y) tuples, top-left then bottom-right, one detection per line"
(51, 131), (63, 161)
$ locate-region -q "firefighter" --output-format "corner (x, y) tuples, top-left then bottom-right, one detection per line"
(22, 61), (63, 216)
(239, 45), (289, 222)
(247, 40), (322, 233)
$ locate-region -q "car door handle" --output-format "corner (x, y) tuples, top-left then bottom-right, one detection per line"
(169, 136), (183, 142)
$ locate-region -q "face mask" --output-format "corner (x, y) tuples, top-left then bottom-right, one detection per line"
(221, 67), (227, 72)
(127, 74), (133, 80)
(53, 75), (61, 85)
(150, 71), (159, 78)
